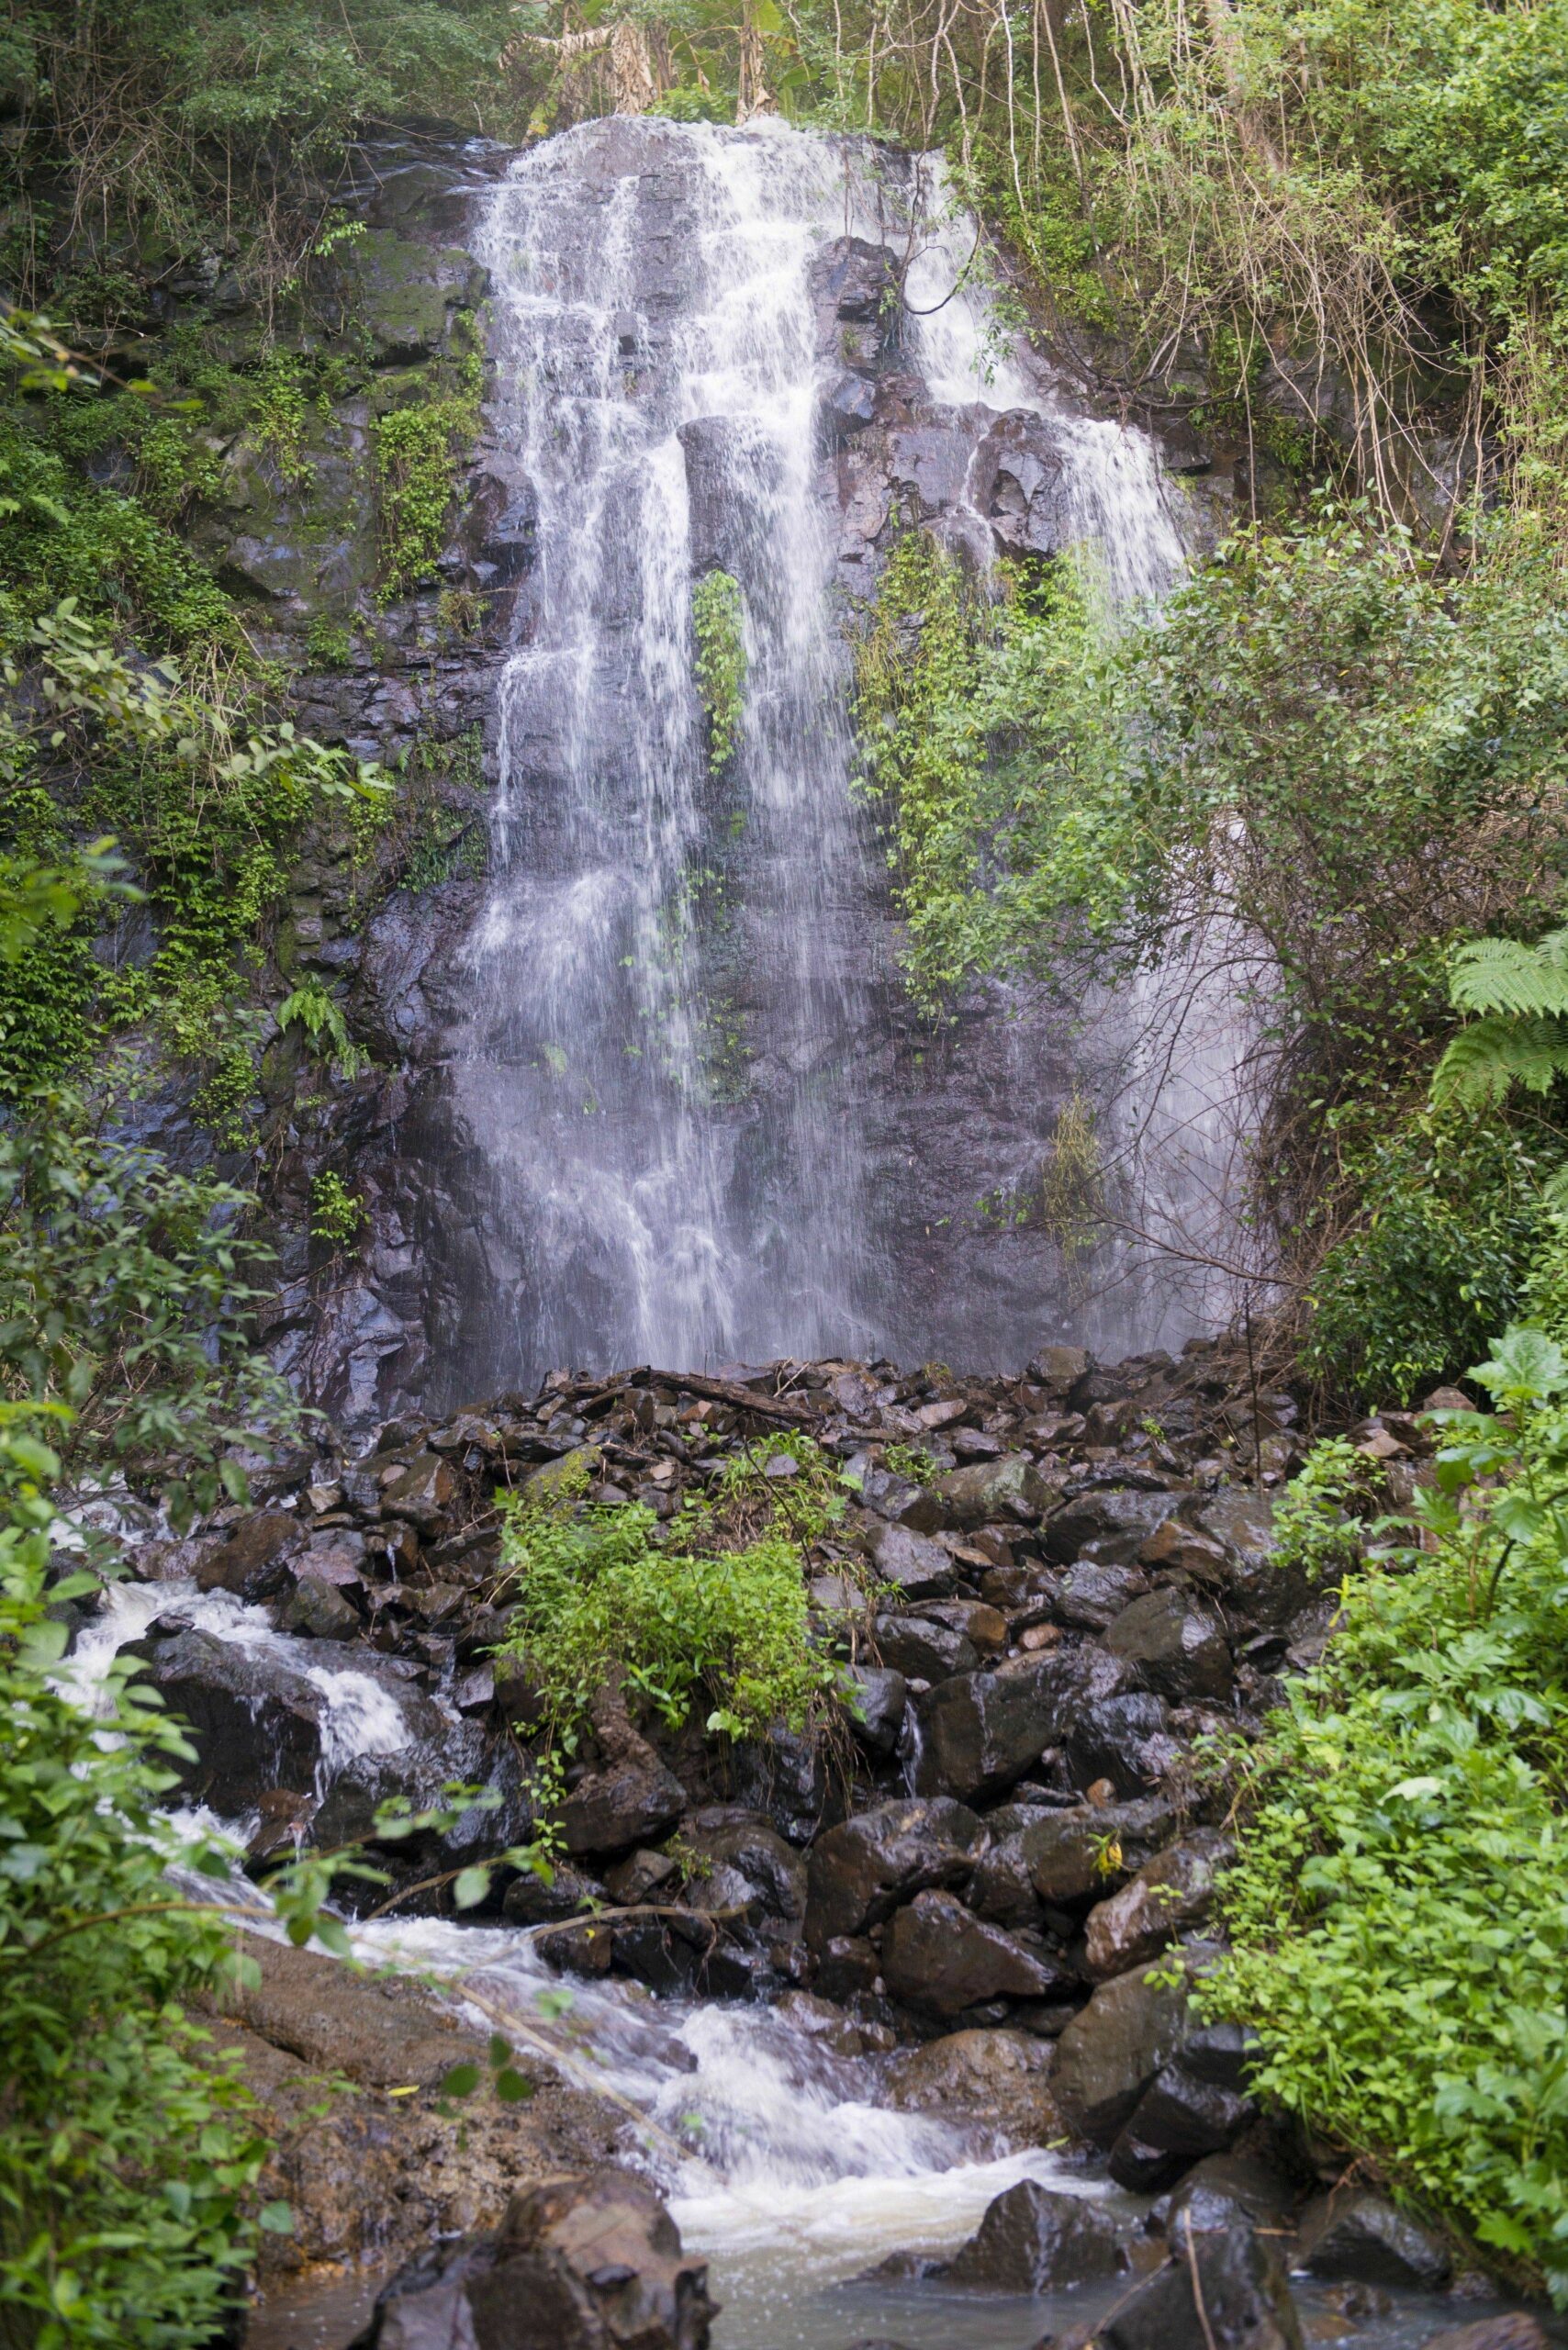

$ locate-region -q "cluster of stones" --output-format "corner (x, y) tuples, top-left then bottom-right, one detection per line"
(107, 1337), (1518, 2350)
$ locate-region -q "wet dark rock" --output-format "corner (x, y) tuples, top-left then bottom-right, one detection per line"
(1044, 1490), (1182, 1567)
(312, 1722), (536, 1897)
(813, 1933), (879, 2000)
(1104, 1589), (1233, 1703)
(1197, 1491), (1303, 1627)
(501, 1863), (605, 1927)
(821, 370), (878, 439)
(380, 1451), (459, 1532)
(842, 1663), (908, 1755)
(729, 1722), (835, 1845)
(1084, 1831), (1233, 1981)
(1052, 1955), (1198, 2145)
(881, 1889), (1066, 2019)
(1021, 1795), (1177, 1905)
(803, 1796), (985, 1948)
(946, 2178), (1135, 2289)
(810, 235), (901, 325)
(560, 1749), (688, 1858)
(970, 412), (1072, 559)
(865, 1519), (957, 1600)
(681, 1814), (807, 1925)
(856, 1464), (946, 1533)
(911, 1651), (1095, 1802)
(936, 1453), (1048, 1527)
(124, 1626), (431, 1811)
(1063, 1688), (1182, 1797)
(873, 1612), (979, 1683)
(1053, 2222), (1304, 2350)
(965, 1833), (1046, 1928)
(192, 1508), (304, 1599)
(276, 1571), (362, 1639)
(1109, 2052), (1258, 2190)
(603, 1847), (678, 1906)
(884, 2027), (1063, 2144)
(1054, 1559), (1150, 1631)
(350, 2167), (715, 2348)
(1295, 2188), (1452, 2291)
(1152, 2153), (1298, 2242)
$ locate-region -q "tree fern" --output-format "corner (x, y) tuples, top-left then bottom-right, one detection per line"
(1434, 927), (1568, 1110)
(1448, 926), (1568, 1018)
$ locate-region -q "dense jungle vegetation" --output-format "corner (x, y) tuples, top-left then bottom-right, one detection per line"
(4, 0), (1568, 2333)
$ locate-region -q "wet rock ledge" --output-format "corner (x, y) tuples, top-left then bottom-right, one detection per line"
(84, 1337), (1509, 2349)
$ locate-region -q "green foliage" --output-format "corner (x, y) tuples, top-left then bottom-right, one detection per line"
(373, 355), (483, 601)
(1303, 1116), (1556, 1408)
(690, 570), (747, 765)
(0, 1089), (295, 1519)
(1204, 1326), (1568, 2302)
(1269, 1435), (1378, 1594)
(0, 1426), (275, 2348)
(277, 977), (364, 1079)
(494, 1436), (852, 1746)
(1435, 926), (1568, 1113)
(309, 1168), (364, 1246)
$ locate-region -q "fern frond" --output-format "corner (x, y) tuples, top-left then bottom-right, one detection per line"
(1450, 927), (1568, 1018)
(1432, 1014), (1568, 1108)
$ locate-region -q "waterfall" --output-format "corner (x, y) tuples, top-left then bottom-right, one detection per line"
(424, 116), (1227, 1401)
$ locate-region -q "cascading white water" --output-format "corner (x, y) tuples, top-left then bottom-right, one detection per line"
(422, 113), (1238, 1402)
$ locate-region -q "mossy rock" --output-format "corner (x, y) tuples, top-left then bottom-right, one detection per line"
(326, 231), (487, 366)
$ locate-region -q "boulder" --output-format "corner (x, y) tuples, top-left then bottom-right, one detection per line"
(1054, 2223), (1303, 2350)
(192, 1508), (304, 1598)
(803, 1796), (985, 1948)
(820, 370), (878, 439)
(379, 1451), (458, 1533)
(1197, 1491), (1306, 1628)
(1030, 1344), (1091, 1392)
(502, 1863), (605, 1927)
(881, 1889), (1064, 2019)
(1052, 1957), (1195, 2144)
(911, 1651), (1091, 1802)
(1109, 2033), (1259, 2190)
(842, 1664), (907, 1756)
(123, 1625), (434, 1813)
(946, 2179), (1133, 2289)
(278, 1570), (362, 1639)
(855, 1464), (945, 1532)
(1153, 2154), (1298, 2242)
(1105, 1589), (1233, 1702)
(1044, 1490), (1181, 1567)
(351, 2168), (714, 2349)
(680, 1814), (806, 1925)
(865, 1519), (956, 1600)
(1063, 1689), (1182, 1797)
(884, 2028), (1063, 2145)
(1055, 1559), (1150, 1631)
(936, 1453), (1048, 1527)
(1021, 1796), (1177, 1905)
(965, 1834), (1045, 1928)
(1084, 1831), (1232, 1981)
(311, 1721), (538, 1896)
(874, 1613), (979, 1683)
(1295, 2188), (1452, 2290)
(560, 1751), (687, 1857)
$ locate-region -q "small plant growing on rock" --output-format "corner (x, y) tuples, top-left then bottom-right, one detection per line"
(276, 977), (365, 1080)
(309, 1169), (364, 1248)
(691, 568), (747, 766)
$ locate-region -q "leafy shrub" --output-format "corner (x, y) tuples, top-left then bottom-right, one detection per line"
(309, 1168), (364, 1245)
(495, 1438), (852, 1744)
(0, 1425), (286, 2349)
(1302, 1114), (1555, 1405)
(1204, 1324), (1568, 2302)
(373, 357), (483, 601)
(1268, 1435), (1379, 1586)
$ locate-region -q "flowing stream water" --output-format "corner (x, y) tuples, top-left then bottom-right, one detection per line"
(424, 115), (1241, 1404)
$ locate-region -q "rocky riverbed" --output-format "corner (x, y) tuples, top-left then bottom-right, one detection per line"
(68, 1338), (1557, 2350)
